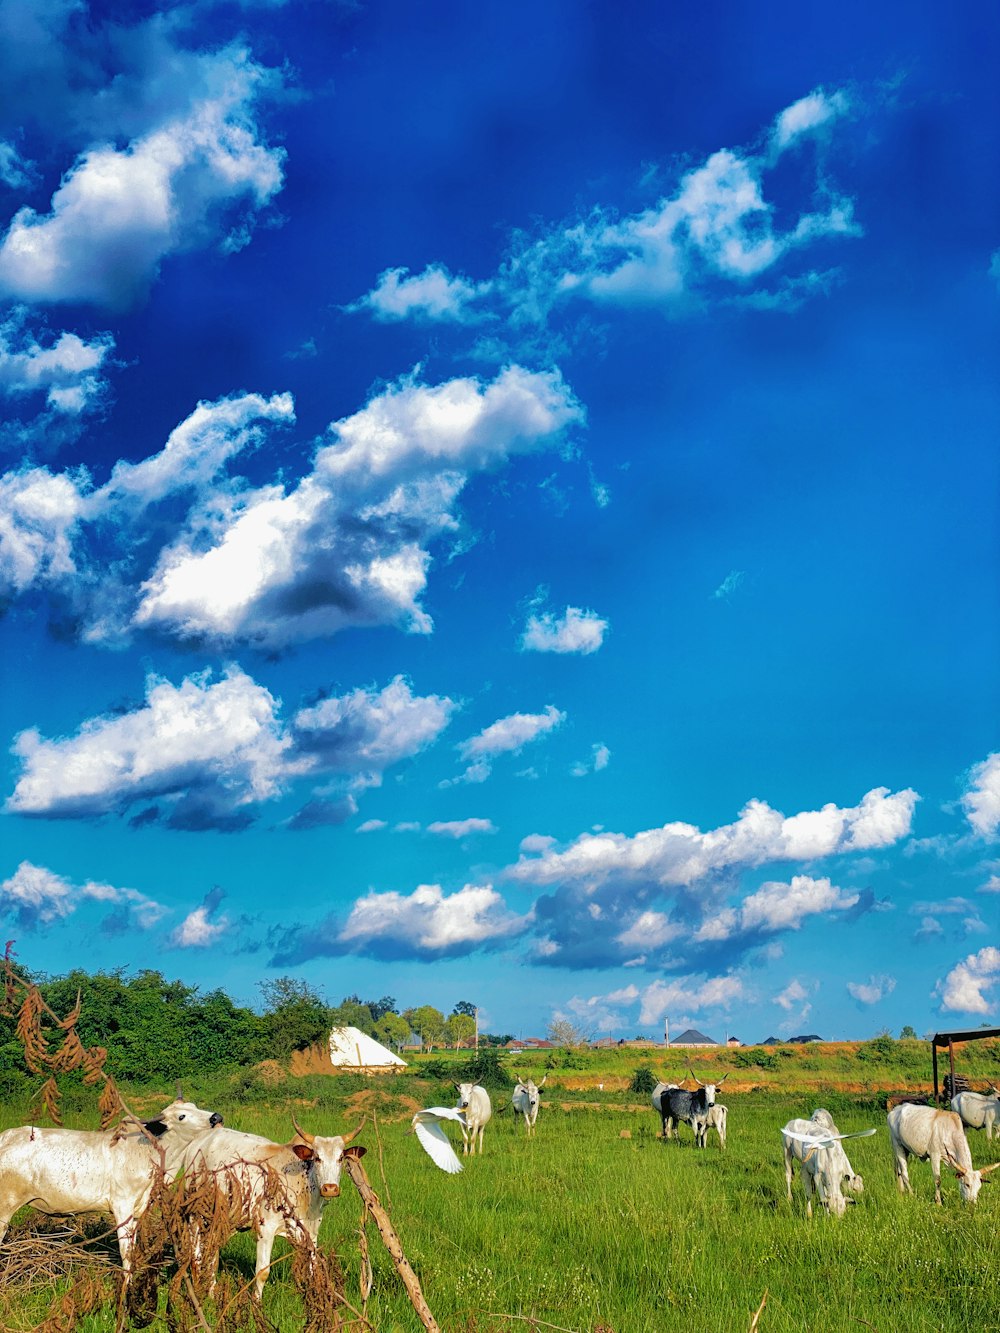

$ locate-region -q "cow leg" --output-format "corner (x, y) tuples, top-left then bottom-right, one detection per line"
(987, 1113), (995, 1142)
(784, 1147), (795, 1202)
(254, 1219), (282, 1299)
(930, 1152), (943, 1205)
(477, 1125), (485, 1155)
(803, 1170), (814, 1220)
(891, 1146), (912, 1194)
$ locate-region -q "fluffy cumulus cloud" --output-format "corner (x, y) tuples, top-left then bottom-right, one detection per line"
(938, 947), (1000, 1015)
(504, 786), (916, 970)
(168, 888), (230, 948)
(271, 882), (530, 964)
(520, 604), (608, 655)
(0, 860), (165, 931)
(963, 753), (1000, 839)
(774, 978), (810, 1013)
(0, 310), (113, 414)
(5, 668), (454, 831)
(426, 818), (497, 838)
(353, 86), (858, 334)
(354, 264), (483, 322)
(637, 974), (744, 1026)
(847, 974), (896, 1006)
(0, 368), (581, 649)
(0, 46), (284, 310)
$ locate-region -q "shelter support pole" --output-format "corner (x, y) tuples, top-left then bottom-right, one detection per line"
(949, 1040), (956, 1102)
(932, 1041), (939, 1103)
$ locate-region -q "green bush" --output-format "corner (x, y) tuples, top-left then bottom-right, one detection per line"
(856, 1032), (899, 1063)
(628, 1065), (657, 1094)
(733, 1048), (780, 1071)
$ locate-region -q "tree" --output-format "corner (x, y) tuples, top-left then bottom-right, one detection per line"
(446, 1013), (476, 1049)
(258, 977), (333, 1058)
(369, 995), (397, 1021)
(375, 1012), (411, 1051)
(403, 1005), (446, 1050)
(329, 998), (377, 1034)
(899, 1025), (918, 1041)
(547, 1017), (589, 1047)
(452, 1000), (477, 1018)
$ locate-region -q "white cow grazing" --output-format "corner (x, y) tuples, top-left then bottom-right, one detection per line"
(706, 1103), (727, 1149)
(511, 1075), (546, 1136)
(0, 1098), (222, 1273)
(887, 1104), (996, 1204)
(180, 1116), (364, 1298)
(951, 1090), (1000, 1141)
(809, 1109), (864, 1196)
(781, 1117), (853, 1218)
(454, 1083), (492, 1155)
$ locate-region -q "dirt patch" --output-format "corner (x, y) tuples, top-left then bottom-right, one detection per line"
(343, 1088), (421, 1125)
(255, 1059), (287, 1085)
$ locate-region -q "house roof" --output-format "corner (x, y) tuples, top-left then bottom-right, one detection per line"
(328, 1026), (407, 1067)
(670, 1028), (718, 1045)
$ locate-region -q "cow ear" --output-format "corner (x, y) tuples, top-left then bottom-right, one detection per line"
(142, 1119), (168, 1138)
(344, 1144), (367, 1161)
(290, 1143), (316, 1162)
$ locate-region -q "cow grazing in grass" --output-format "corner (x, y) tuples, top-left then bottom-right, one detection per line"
(706, 1103), (728, 1149)
(781, 1116), (854, 1218)
(0, 1099), (222, 1274)
(653, 1075), (727, 1147)
(180, 1116), (364, 1298)
(951, 1089), (1000, 1141)
(455, 1084), (492, 1155)
(887, 1104), (998, 1204)
(512, 1075), (546, 1136)
(808, 1109), (864, 1196)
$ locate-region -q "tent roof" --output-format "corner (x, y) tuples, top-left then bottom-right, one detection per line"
(328, 1026), (406, 1067)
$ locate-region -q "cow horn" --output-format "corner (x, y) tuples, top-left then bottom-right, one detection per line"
(291, 1114), (315, 1145)
(341, 1118), (365, 1145)
(979, 1161), (1000, 1176)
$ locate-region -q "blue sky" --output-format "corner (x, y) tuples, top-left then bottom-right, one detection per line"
(1, 0), (997, 1044)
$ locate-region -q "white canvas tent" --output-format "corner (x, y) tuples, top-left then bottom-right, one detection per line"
(328, 1025), (407, 1070)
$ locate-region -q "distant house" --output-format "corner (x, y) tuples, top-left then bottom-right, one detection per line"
(760, 1033), (823, 1045)
(726, 1036), (743, 1047)
(506, 1037), (553, 1050)
(669, 1028), (719, 1047)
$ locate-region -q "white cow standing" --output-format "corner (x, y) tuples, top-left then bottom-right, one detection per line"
(511, 1075), (546, 1136)
(0, 1098), (222, 1274)
(808, 1109), (864, 1196)
(706, 1103), (728, 1149)
(951, 1090), (1000, 1141)
(454, 1083), (492, 1155)
(887, 1103), (996, 1204)
(180, 1116), (364, 1298)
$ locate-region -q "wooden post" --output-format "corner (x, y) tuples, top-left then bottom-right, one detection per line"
(342, 1152), (441, 1333)
(948, 1039), (956, 1103)
(932, 1040), (939, 1103)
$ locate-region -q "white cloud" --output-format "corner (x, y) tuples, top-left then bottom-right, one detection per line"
(133, 366), (582, 649)
(712, 570), (745, 601)
(771, 89), (850, 154)
(520, 605), (608, 654)
(0, 48), (284, 309)
(774, 979), (809, 1012)
(963, 753), (1000, 839)
(847, 974), (896, 1005)
(507, 787), (918, 893)
(0, 464), (88, 595)
(0, 141), (33, 190)
(169, 904), (229, 948)
(459, 704), (565, 760)
(0, 311), (113, 414)
(7, 666), (289, 828)
(426, 818), (497, 838)
(980, 875), (1000, 894)
(339, 882), (529, 955)
(355, 264), (482, 321)
(572, 742), (611, 778)
(695, 875), (859, 942)
(938, 947), (1000, 1015)
(292, 676), (456, 789)
(637, 975), (744, 1026)
(357, 819), (388, 834)
(354, 86), (859, 331)
(0, 860), (165, 930)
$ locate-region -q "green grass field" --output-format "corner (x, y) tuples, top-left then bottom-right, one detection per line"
(1, 1051), (999, 1332)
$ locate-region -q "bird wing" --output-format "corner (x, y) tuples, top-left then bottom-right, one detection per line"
(417, 1106), (468, 1125)
(412, 1117), (464, 1174)
(782, 1127), (877, 1148)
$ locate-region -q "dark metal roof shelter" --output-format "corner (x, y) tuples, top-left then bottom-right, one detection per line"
(931, 1028), (1000, 1103)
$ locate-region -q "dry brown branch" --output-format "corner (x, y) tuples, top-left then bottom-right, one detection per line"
(749, 1289), (768, 1332)
(342, 1151), (440, 1333)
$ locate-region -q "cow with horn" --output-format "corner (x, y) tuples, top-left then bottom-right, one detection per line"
(180, 1115), (365, 1297)
(653, 1070), (728, 1147)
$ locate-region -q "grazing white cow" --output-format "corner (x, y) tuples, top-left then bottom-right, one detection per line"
(511, 1075), (546, 1136)
(0, 1099), (222, 1273)
(781, 1117), (857, 1218)
(454, 1083), (492, 1155)
(180, 1116), (364, 1298)
(706, 1103), (728, 1149)
(887, 1104), (997, 1204)
(808, 1109), (864, 1196)
(951, 1090), (1000, 1141)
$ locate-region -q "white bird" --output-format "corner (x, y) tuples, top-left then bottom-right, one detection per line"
(781, 1126), (877, 1157)
(409, 1107), (467, 1174)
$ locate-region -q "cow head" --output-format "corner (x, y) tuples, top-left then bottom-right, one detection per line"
(143, 1099), (223, 1141)
(948, 1155), (984, 1203)
(455, 1083), (475, 1110)
(288, 1116), (365, 1200)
